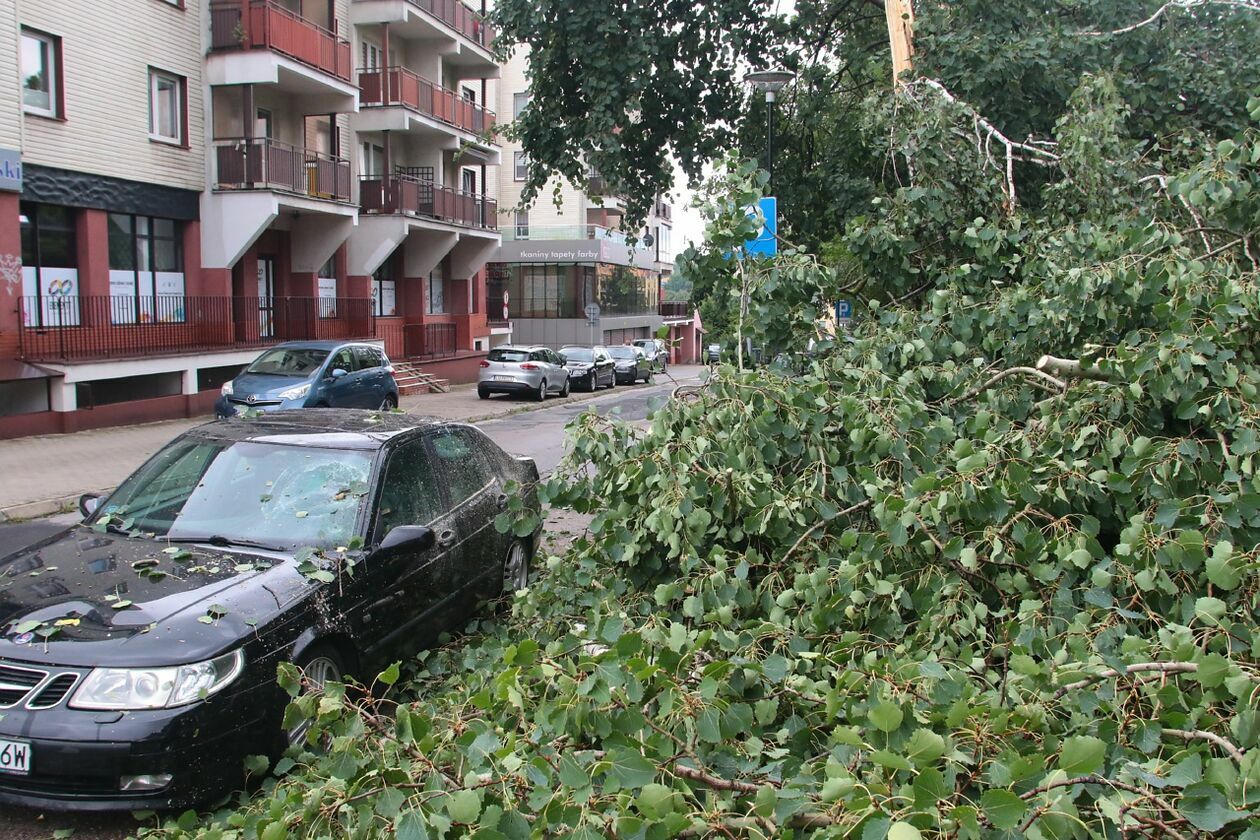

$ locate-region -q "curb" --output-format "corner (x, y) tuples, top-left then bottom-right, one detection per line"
(0, 493), (89, 524)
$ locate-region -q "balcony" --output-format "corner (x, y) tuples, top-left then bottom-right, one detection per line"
(18, 296), (376, 363)
(210, 1), (352, 83)
(501, 224), (627, 243)
(659, 301), (692, 319)
(359, 67), (496, 136)
(360, 174), (498, 230)
(655, 200), (673, 221)
(215, 138), (352, 202)
(351, 0), (495, 56)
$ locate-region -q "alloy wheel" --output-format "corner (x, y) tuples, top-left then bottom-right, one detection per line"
(287, 654), (343, 748)
(503, 541), (529, 593)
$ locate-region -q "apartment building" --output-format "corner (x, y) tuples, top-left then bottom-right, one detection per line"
(490, 49), (680, 351)
(0, 0), (501, 439)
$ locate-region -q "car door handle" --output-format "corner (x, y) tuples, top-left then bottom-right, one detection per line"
(437, 529), (456, 547)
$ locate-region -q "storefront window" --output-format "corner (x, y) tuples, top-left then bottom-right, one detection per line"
(108, 213), (185, 324)
(426, 266), (445, 314)
(20, 202), (79, 327)
(501, 262), (657, 319)
(318, 255), (338, 318)
(372, 261), (396, 317)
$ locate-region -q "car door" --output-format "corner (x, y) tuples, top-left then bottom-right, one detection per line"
(546, 349), (567, 392)
(356, 436), (460, 659)
(352, 346), (385, 407)
(593, 347), (612, 387)
(427, 426), (503, 609)
(322, 347), (359, 407)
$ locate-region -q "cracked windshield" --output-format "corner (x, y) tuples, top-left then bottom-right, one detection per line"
(0, 0), (1257, 838)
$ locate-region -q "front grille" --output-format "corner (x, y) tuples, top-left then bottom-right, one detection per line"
(0, 773), (122, 798)
(229, 398), (281, 407)
(27, 673), (78, 709)
(0, 664), (48, 709)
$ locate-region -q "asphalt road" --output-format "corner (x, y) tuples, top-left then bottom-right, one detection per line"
(0, 372), (695, 840)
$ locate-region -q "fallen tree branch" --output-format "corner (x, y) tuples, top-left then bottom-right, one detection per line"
(1163, 727), (1247, 764)
(955, 366), (1067, 403)
(1077, 0), (1259, 37)
(674, 764), (765, 794)
(1036, 355), (1115, 382)
(782, 500), (873, 563)
(1051, 661), (1197, 699)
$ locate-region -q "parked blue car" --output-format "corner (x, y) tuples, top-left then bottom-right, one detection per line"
(215, 341), (399, 418)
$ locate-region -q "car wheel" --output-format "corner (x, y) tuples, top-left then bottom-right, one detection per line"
(287, 645), (347, 749)
(380, 394), (398, 410)
(560, 377), (571, 398)
(536, 379), (547, 401)
(503, 540), (530, 595)
(644, 370), (654, 385)
(478, 387), (490, 400)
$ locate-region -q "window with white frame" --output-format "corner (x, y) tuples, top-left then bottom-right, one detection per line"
(513, 93), (531, 119)
(21, 30), (59, 117)
(514, 151), (528, 181)
(514, 210), (529, 239)
(426, 266), (445, 314)
(149, 69), (184, 144)
(361, 41), (382, 72)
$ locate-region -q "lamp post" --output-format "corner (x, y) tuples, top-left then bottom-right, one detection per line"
(744, 69), (795, 194)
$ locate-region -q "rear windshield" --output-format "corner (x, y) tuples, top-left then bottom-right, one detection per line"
(247, 348), (329, 376)
(562, 348), (593, 362)
(609, 347), (637, 360)
(488, 348), (530, 363)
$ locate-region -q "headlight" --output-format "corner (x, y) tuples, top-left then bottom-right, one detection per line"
(221, 381), (234, 396)
(279, 383), (312, 401)
(70, 650), (245, 710)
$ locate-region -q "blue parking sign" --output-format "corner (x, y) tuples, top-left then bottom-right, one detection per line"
(835, 300), (852, 320)
(744, 197), (777, 258)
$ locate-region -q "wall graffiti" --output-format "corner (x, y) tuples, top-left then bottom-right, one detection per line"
(0, 253), (20, 296)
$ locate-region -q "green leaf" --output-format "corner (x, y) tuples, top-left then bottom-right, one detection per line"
(608, 749), (657, 789)
(446, 789), (481, 824)
(906, 729), (946, 767)
(869, 700), (904, 733)
(887, 823), (923, 840)
(980, 789), (1026, 830)
(377, 662), (401, 686)
(1179, 782), (1236, 831)
(1059, 735), (1107, 775)
(395, 809), (430, 840)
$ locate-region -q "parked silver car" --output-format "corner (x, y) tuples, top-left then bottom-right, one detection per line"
(633, 338), (669, 371)
(478, 345), (571, 401)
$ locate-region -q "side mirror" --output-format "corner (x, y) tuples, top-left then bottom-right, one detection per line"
(373, 525), (435, 559)
(79, 493), (102, 519)
(330, 368), (349, 379)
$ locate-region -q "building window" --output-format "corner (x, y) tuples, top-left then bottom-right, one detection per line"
(107, 214), (186, 324)
(426, 267), (445, 314)
(157, 0), (185, 7)
(514, 151), (528, 181)
(514, 210), (529, 239)
(317, 256), (338, 318)
(513, 93), (531, 119)
(149, 69), (185, 145)
(372, 262), (396, 317)
(21, 30), (60, 118)
(361, 41), (382, 72)
(657, 225), (671, 261)
(20, 203), (79, 327)
(363, 142), (384, 177)
(462, 169), (477, 195)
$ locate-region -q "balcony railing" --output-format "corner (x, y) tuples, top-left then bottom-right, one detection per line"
(359, 67), (496, 136)
(655, 200), (673, 221)
(403, 323), (457, 359)
(352, 0), (494, 49)
(360, 174), (498, 229)
(215, 138), (352, 202)
(18, 296), (375, 362)
(500, 224), (626, 243)
(659, 301), (692, 319)
(210, 0), (353, 82)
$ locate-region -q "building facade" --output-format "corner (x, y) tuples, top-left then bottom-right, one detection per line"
(490, 49), (676, 351)
(0, 0), (501, 439)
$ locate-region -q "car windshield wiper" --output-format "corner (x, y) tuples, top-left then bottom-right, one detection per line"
(165, 535), (289, 552)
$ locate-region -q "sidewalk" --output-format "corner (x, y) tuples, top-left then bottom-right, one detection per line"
(0, 365), (704, 520)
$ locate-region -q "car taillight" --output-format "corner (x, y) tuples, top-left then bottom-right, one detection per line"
(521, 363), (540, 370)
(480, 360), (491, 368)
(385, 366), (396, 377)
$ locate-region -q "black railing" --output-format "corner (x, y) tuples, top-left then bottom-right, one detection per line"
(18, 295), (375, 362)
(403, 322), (457, 359)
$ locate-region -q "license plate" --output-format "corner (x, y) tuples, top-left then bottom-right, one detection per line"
(0, 739), (31, 775)
(494, 375), (514, 381)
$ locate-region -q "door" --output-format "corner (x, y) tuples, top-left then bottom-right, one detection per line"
(427, 426), (502, 607)
(257, 258), (275, 338)
(594, 347), (613, 387)
(323, 346), (359, 407)
(358, 437), (456, 659)
(544, 349), (566, 392)
(353, 345), (387, 407)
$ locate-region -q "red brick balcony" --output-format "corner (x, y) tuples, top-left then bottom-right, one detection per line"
(18, 296), (376, 362)
(359, 67), (496, 136)
(215, 138), (352, 202)
(360, 174), (498, 230)
(210, 0), (352, 83)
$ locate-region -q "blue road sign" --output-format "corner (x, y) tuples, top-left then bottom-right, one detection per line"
(835, 300), (852, 320)
(744, 197), (777, 259)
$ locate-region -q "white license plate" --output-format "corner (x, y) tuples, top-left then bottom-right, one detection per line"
(494, 375), (514, 381)
(0, 739), (31, 775)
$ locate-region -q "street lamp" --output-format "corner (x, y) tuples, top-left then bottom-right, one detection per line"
(744, 69), (795, 194)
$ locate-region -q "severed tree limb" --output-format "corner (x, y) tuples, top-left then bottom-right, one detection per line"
(1036, 355), (1115, 382)
(1052, 661), (1197, 699)
(954, 366), (1067, 404)
(674, 764), (765, 794)
(1077, 0), (1260, 37)
(1163, 727), (1247, 764)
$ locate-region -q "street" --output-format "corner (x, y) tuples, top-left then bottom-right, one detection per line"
(0, 369), (697, 840)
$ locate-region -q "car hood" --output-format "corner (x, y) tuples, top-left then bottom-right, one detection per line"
(231, 372), (314, 397)
(0, 526), (311, 667)
(564, 361), (593, 369)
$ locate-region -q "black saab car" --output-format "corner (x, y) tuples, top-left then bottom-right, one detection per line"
(0, 410), (539, 811)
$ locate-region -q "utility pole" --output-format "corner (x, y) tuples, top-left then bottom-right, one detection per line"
(885, 0), (915, 84)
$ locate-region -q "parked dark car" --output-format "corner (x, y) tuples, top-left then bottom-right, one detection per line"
(632, 338), (669, 371)
(609, 345), (653, 385)
(559, 345), (615, 391)
(0, 411), (540, 811)
(216, 341), (399, 418)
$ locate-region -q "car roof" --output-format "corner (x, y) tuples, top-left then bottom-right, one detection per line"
(492, 344), (550, 352)
(267, 340), (378, 351)
(185, 409), (445, 450)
